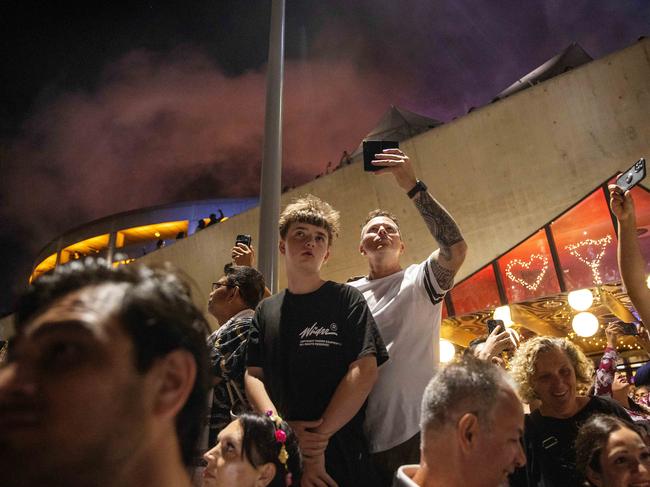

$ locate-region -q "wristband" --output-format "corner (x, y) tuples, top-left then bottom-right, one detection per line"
(407, 179), (427, 199)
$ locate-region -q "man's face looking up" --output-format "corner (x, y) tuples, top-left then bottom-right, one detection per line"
(359, 216), (404, 260)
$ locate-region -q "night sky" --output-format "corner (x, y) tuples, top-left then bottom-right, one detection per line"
(1, 0), (648, 313)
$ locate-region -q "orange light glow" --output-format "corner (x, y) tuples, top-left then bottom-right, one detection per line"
(117, 221), (188, 247)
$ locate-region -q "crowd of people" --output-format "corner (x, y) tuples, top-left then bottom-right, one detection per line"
(1, 149), (650, 487)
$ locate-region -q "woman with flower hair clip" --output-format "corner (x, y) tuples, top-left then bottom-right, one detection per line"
(203, 412), (302, 487)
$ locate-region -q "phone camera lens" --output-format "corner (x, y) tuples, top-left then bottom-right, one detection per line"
(626, 174), (634, 184)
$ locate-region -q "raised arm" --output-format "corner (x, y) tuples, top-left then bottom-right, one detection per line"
(373, 149), (467, 289)
(609, 185), (650, 323)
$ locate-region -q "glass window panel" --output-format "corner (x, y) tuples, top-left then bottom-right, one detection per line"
(550, 189), (618, 290)
(450, 265), (501, 316)
(497, 229), (561, 303)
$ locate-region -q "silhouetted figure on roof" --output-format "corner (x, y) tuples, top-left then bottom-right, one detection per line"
(156, 239), (165, 249)
(207, 214), (219, 226)
(197, 219), (206, 231)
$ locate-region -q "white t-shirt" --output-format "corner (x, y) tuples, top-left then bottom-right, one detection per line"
(392, 465), (420, 487)
(348, 260), (448, 453)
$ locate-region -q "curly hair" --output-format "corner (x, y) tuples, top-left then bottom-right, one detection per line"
(509, 336), (594, 403)
(278, 194), (340, 244)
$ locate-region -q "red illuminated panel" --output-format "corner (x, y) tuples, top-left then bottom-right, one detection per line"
(497, 229), (561, 303)
(450, 265), (501, 316)
(550, 189), (618, 290)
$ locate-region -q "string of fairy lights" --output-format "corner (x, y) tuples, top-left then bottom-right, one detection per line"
(439, 235), (647, 362)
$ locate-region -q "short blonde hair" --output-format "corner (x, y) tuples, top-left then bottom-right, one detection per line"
(278, 195), (340, 244)
(509, 336), (595, 403)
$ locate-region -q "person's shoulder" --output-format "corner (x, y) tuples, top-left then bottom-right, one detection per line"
(588, 395), (630, 416)
(329, 280), (367, 301)
(259, 290), (286, 306)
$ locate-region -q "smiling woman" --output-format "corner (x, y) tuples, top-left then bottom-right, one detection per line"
(509, 337), (633, 487)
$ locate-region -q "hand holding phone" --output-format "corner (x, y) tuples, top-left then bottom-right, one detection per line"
(620, 322), (639, 336)
(232, 235), (254, 267)
(615, 158), (646, 192)
(235, 234), (252, 247)
(487, 319), (504, 334)
(363, 140), (400, 172)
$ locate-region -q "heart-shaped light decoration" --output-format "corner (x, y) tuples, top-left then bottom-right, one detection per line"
(505, 254), (550, 291)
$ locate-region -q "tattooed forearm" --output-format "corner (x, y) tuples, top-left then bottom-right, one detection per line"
(430, 258), (455, 290)
(413, 190), (464, 258)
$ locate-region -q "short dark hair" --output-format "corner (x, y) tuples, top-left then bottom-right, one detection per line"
(14, 259), (210, 466)
(223, 264), (266, 309)
(239, 412), (302, 487)
(576, 414), (640, 481)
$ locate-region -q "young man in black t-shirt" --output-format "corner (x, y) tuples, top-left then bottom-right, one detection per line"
(245, 195), (388, 487)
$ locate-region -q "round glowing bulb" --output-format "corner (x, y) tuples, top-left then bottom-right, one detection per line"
(572, 312), (599, 337)
(567, 289), (593, 311)
(154, 231), (161, 238)
(646, 275), (650, 289)
(493, 305), (513, 327)
(439, 339), (456, 363)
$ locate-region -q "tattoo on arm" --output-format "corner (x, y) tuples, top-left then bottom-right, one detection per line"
(413, 190), (464, 261)
(430, 258), (455, 290)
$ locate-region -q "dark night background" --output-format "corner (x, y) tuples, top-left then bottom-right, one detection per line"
(1, 1), (649, 314)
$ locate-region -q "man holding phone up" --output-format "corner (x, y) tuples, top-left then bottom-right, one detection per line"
(348, 147), (467, 485)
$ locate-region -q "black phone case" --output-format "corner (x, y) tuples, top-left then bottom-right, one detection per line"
(620, 323), (638, 335)
(363, 140), (400, 172)
(616, 158), (646, 191)
(487, 319), (504, 334)
(236, 235), (252, 247)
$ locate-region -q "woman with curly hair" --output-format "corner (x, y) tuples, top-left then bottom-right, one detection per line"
(576, 414), (650, 486)
(509, 336), (631, 487)
(202, 412), (302, 487)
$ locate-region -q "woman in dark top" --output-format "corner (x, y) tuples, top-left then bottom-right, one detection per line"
(509, 337), (632, 487)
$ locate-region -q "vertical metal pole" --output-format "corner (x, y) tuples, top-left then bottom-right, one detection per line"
(257, 0), (285, 293)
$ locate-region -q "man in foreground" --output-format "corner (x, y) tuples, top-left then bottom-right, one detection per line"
(348, 148), (467, 483)
(245, 195), (388, 487)
(394, 357), (526, 487)
(0, 260), (210, 487)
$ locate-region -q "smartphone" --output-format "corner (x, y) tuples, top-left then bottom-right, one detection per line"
(235, 234), (252, 247)
(363, 140), (399, 172)
(620, 322), (639, 335)
(487, 319), (504, 334)
(615, 158), (646, 192)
